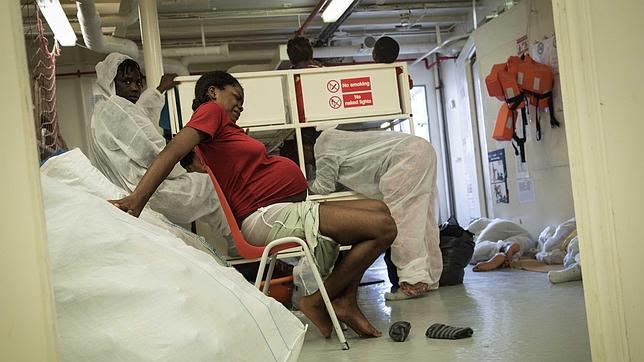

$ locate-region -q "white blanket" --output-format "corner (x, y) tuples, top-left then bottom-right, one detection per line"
(40, 150), (305, 361)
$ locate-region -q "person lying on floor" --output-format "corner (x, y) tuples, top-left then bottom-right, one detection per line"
(89, 53), (230, 243)
(467, 218), (536, 272)
(300, 127), (442, 300)
(110, 70), (396, 338)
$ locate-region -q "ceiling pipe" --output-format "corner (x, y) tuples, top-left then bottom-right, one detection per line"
(162, 58), (190, 76)
(182, 49), (276, 66)
(76, 0), (189, 75)
(295, 0), (326, 36)
(162, 44), (229, 57)
(149, 2), (475, 22)
(313, 43), (435, 58)
(314, 0), (362, 47)
(182, 42), (435, 66)
(411, 33), (470, 66)
(76, 0), (139, 58)
(112, 0), (139, 37)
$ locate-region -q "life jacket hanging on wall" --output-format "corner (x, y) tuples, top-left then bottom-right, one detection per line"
(485, 54), (560, 163)
(516, 55), (560, 140)
(486, 58), (528, 162)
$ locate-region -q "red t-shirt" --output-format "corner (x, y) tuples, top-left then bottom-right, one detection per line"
(186, 102), (307, 220)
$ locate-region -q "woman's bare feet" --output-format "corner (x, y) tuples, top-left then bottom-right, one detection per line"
(332, 296), (382, 338)
(473, 253), (506, 272)
(299, 294), (333, 338)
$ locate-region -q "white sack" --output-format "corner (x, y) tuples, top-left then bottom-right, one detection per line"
(41, 148), (225, 262)
(41, 174), (305, 361)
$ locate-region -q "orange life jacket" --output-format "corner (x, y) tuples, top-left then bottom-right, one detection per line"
(486, 58), (528, 162)
(493, 103), (517, 141)
(516, 55), (560, 140)
(485, 54), (560, 162)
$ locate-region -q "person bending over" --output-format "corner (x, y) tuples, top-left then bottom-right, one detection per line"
(110, 71), (396, 338)
(89, 53), (230, 242)
(303, 127), (442, 300)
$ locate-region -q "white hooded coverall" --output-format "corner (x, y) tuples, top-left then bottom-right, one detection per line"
(89, 53), (228, 237)
(309, 129), (442, 289)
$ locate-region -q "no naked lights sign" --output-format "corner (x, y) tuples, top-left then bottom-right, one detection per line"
(326, 76), (374, 109)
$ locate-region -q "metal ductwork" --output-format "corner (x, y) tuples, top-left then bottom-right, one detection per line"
(75, 0), (217, 75)
(76, 0), (139, 58)
(411, 34), (471, 65)
(182, 49), (275, 66)
(313, 43), (435, 58)
(182, 42), (436, 66)
(162, 45), (229, 58)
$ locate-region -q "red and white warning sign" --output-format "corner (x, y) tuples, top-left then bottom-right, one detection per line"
(328, 96), (342, 109)
(342, 92), (373, 108)
(326, 80), (340, 93)
(341, 77), (371, 92)
(326, 76), (374, 109)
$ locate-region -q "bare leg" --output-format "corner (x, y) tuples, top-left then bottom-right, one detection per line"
(473, 253), (506, 272)
(299, 200), (396, 338)
(322, 199), (391, 214)
(501, 242), (520, 267)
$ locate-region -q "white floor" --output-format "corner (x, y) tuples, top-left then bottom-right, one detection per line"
(297, 257), (591, 361)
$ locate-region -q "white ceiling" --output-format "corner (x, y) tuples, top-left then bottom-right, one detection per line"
(23, 0), (476, 69)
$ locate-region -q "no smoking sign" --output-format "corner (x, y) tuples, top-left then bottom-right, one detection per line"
(326, 80), (340, 93)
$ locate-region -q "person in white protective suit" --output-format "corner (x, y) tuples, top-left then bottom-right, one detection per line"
(304, 128), (442, 300)
(89, 53), (229, 242)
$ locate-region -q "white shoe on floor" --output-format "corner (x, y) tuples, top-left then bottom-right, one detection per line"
(548, 264), (582, 284)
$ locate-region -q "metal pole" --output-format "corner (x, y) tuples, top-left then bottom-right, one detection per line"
(138, 0), (163, 87)
(138, 0), (163, 134)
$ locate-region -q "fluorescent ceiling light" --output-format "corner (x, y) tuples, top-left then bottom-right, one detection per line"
(321, 0), (353, 23)
(37, 0), (77, 46)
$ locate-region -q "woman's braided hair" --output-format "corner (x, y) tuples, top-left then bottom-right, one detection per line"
(192, 71), (242, 111)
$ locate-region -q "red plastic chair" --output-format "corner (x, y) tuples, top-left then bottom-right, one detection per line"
(195, 149), (349, 350)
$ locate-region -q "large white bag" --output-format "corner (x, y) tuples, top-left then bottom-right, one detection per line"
(40, 152), (305, 361)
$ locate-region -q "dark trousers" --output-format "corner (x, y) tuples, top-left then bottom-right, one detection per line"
(384, 248), (399, 292)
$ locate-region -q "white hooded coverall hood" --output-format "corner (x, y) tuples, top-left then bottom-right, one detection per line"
(310, 129), (442, 289)
(89, 53), (229, 238)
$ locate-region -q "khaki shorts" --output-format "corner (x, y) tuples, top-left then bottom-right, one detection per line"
(266, 201), (340, 277)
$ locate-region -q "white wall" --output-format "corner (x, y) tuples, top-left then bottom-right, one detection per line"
(440, 44), (489, 227)
(1, 1), (59, 360)
(408, 61), (449, 222)
(56, 75), (96, 156)
(552, 0), (644, 359)
(443, 0), (574, 236)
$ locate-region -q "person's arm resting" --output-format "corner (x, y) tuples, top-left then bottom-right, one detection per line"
(110, 127), (204, 216)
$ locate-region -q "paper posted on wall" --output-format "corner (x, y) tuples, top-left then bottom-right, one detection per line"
(517, 178), (536, 204)
(531, 35), (562, 115)
(488, 149), (509, 204)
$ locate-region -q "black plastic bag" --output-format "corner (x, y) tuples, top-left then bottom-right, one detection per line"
(439, 216), (475, 286)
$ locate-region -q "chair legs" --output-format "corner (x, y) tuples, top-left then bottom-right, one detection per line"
(254, 237), (350, 351)
(262, 254), (278, 295)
